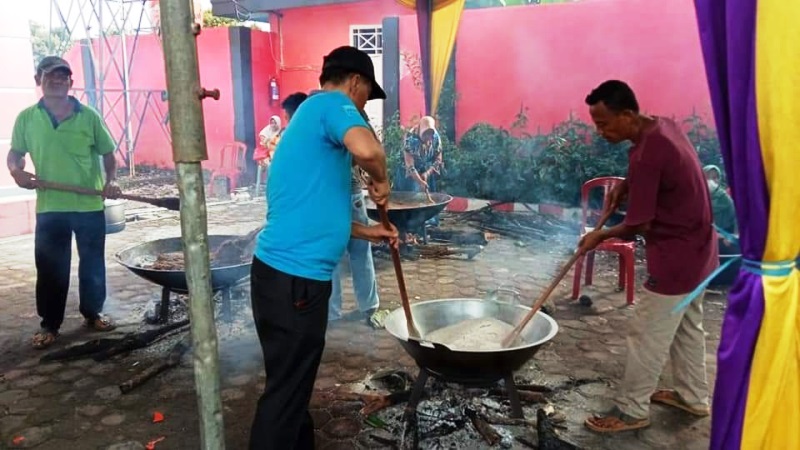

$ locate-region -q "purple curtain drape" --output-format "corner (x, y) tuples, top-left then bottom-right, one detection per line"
(693, 1), (771, 448)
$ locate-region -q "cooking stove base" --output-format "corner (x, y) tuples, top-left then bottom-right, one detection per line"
(407, 367), (524, 419)
(144, 286), (234, 324)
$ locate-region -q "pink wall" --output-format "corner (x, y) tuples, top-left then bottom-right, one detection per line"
(0, 17), (39, 189)
(275, 0), (410, 97)
(277, 0), (710, 136)
(251, 31), (282, 138)
(450, 0), (712, 135)
(0, 12), (39, 238)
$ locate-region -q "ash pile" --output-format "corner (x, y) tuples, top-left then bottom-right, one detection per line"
(347, 369), (588, 449)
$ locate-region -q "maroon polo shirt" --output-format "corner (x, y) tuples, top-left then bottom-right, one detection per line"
(624, 117), (719, 295)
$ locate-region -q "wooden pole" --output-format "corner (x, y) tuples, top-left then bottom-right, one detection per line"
(159, 1), (225, 449)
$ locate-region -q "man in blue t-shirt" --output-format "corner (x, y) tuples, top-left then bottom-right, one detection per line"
(248, 46), (398, 450)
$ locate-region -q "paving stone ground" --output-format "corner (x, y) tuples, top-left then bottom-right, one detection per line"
(0, 200), (723, 449)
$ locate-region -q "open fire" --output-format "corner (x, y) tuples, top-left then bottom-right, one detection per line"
(338, 369), (586, 449)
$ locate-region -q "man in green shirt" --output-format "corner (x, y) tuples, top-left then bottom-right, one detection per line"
(6, 56), (122, 349)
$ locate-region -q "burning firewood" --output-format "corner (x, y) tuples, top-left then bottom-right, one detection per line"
(119, 335), (190, 393)
(464, 406), (501, 446)
(360, 390), (414, 416)
(488, 388), (547, 403)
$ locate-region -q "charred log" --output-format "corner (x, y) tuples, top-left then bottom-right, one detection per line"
(369, 434), (399, 448)
(488, 388), (547, 404)
(465, 406), (501, 446)
(483, 415), (536, 427)
(537, 408), (581, 450)
(41, 320), (190, 362)
(516, 435), (538, 448)
(119, 336), (190, 393)
(427, 227), (488, 246)
(399, 409), (419, 450)
(516, 383), (555, 393)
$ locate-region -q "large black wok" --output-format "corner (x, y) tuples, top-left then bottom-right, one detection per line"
(364, 191), (453, 233)
(115, 235), (252, 293)
(384, 296), (559, 384)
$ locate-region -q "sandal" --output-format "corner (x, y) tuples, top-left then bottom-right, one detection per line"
(367, 310), (391, 330)
(32, 330), (59, 350)
(584, 407), (650, 433)
(84, 315), (117, 332)
(651, 389), (710, 417)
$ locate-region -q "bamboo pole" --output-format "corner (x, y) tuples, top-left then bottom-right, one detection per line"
(159, 1), (225, 449)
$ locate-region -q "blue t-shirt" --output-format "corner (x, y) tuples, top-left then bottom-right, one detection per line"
(254, 91), (368, 281)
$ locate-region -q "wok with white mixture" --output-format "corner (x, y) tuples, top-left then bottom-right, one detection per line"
(384, 295), (559, 383)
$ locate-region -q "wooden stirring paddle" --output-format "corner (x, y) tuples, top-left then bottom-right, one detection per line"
(378, 203), (421, 339)
(36, 178), (181, 211)
(501, 208), (616, 348)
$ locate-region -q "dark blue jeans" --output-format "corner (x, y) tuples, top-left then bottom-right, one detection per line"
(35, 211), (107, 332)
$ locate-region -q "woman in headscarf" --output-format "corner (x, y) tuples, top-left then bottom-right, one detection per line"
(253, 115), (282, 196)
(259, 115), (282, 156)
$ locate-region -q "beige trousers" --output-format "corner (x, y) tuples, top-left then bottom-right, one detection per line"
(614, 289), (710, 419)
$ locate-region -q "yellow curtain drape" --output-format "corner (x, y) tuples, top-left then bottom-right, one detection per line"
(430, 0), (465, 113)
(395, 0), (465, 115)
(742, 0), (800, 448)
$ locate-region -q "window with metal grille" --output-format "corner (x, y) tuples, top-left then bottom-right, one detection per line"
(350, 26), (383, 55)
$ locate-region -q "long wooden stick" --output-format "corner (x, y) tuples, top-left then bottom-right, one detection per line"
(501, 209), (615, 347)
(378, 204), (420, 338)
(35, 178), (181, 211)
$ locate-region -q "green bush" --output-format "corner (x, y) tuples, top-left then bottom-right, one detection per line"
(381, 110), (722, 207)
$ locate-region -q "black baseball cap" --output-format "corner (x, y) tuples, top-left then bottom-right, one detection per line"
(37, 56), (72, 76)
(322, 46), (386, 101)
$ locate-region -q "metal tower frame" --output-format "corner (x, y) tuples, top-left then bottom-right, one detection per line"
(50, 0), (172, 176)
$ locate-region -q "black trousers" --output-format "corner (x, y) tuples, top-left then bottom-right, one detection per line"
(249, 257), (331, 450)
(35, 211), (107, 332)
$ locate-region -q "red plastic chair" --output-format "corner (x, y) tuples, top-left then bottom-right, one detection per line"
(572, 176), (636, 305)
(207, 142), (248, 195)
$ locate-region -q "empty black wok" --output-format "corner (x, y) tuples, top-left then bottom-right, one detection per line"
(364, 191), (453, 232)
(384, 297), (559, 384)
(115, 235), (252, 294)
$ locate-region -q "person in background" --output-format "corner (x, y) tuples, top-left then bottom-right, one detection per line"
(703, 164), (737, 236)
(6, 56), (121, 350)
(397, 116), (444, 226)
(280, 92), (308, 125)
(253, 94), (308, 197)
(253, 115), (280, 196)
(258, 115), (281, 150)
(399, 115), (444, 193)
(328, 108), (386, 328)
(579, 80), (717, 433)
(248, 46), (398, 450)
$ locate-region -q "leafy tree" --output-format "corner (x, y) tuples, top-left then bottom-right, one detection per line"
(202, 10), (239, 28)
(29, 22), (72, 68)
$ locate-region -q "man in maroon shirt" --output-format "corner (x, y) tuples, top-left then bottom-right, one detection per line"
(579, 80), (718, 433)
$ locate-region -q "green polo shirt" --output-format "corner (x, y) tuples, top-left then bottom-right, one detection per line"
(11, 97), (116, 213)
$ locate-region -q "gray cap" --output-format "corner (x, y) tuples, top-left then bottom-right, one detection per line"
(36, 56), (72, 75)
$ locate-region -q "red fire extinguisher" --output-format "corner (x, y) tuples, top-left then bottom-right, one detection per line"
(269, 78), (279, 104)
